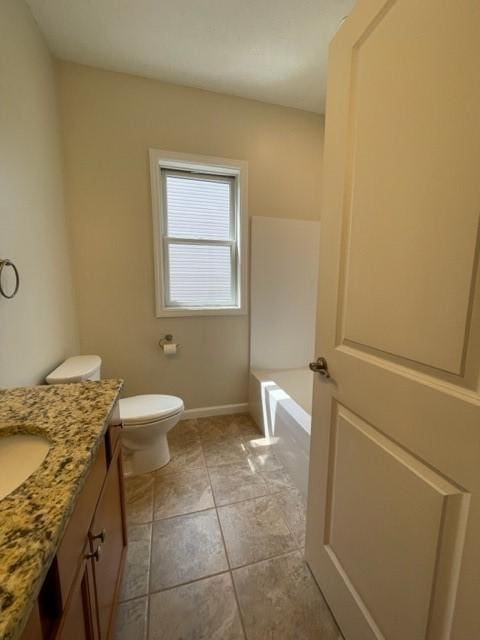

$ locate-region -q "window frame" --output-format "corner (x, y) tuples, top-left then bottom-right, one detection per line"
(149, 149), (248, 317)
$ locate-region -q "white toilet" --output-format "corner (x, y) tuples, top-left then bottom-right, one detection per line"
(45, 355), (184, 475)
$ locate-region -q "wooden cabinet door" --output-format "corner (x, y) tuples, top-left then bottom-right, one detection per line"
(56, 443), (107, 604)
(20, 604), (42, 640)
(90, 443), (127, 639)
(56, 555), (98, 640)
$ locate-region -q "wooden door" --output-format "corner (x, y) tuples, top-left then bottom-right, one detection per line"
(90, 443), (127, 640)
(305, 1), (480, 639)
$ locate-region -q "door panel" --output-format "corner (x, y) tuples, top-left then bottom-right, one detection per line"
(340, 0), (480, 375)
(305, 1), (480, 639)
(322, 403), (469, 640)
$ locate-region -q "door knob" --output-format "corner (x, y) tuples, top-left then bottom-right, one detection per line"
(309, 357), (330, 379)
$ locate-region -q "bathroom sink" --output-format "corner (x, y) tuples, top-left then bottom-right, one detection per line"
(0, 434), (50, 500)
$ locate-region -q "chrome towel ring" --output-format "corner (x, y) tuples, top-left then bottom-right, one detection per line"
(0, 259), (20, 299)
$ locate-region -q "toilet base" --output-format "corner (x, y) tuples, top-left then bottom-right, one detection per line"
(127, 434), (171, 476)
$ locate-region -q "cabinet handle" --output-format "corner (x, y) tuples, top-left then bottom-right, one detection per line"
(85, 544), (102, 562)
(90, 528), (107, 543)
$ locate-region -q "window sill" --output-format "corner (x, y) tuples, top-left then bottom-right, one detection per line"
(155, 305), (248, 318)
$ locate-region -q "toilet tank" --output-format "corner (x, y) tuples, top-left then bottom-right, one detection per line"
(46, 355), (102, 385)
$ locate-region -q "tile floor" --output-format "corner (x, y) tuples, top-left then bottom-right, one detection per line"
(115, 414), (343, 640)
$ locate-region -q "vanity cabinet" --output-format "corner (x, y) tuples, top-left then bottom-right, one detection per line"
(21, 409), (127, 640)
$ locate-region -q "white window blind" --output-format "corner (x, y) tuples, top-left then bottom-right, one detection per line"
(162, 170), (238, 309)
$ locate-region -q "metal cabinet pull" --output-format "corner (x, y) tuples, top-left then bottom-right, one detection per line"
(309, 357), (330, 379)
(90, 528), (107, 543)
(85, 544), (102, 562)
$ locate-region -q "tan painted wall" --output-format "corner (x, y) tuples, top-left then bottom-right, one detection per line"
(0, 1), (79, 388)
(59, 62), (324, 408)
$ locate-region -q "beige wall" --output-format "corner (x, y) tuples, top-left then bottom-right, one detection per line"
(59, 62), (324, 408)
(0, 1), (79, 388)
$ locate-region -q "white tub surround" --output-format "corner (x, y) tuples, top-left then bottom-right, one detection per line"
(248, 216), (320, 498)
(249, 368), (312, 497)
(250, 216), (320, 371)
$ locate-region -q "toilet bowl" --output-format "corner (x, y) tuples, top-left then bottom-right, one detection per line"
(120, 394), (184, 475)
(45, 355), (184, 475)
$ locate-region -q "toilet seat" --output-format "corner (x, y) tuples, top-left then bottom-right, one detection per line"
(119, 394), (184, 426)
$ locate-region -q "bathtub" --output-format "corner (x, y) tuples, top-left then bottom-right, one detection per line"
(249, 367), (313, 497)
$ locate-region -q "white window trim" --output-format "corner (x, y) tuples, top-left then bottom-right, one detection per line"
(149, 148), (248, 317)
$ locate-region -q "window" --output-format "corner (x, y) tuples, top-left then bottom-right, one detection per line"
(150, 149), (248, 317)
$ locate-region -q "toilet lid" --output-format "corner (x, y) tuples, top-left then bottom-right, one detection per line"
(119, 395), (184, 425)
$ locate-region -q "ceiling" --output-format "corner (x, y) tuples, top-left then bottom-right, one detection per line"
(27, 0), (355, 114)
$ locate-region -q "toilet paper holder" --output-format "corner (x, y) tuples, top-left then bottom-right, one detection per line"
(159, 334), (181, 350)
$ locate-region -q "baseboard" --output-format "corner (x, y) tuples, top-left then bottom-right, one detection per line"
(182, 403), (249, 419)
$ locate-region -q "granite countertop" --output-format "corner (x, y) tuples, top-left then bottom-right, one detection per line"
(0, 379), (123, 640)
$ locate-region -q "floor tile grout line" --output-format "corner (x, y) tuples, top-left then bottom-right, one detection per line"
(127, 470), (298, 527)
(145, 590), (151, 640)
(214, 487), (272, 510)
(127, 483), (297, 527)
(147, 477), (155, 600)
(214, 489), (302, 561)
(145, 419), (222, 639)
(140, 421), (191, 639)
(201, 443), (231, 570)
(229, 569), (248, 640)
(209, 471), (293, 508)
(202, 430), (299, 580)
(230, 545), (305, 572)
(202, 428), (308, 639)
(151, 503), (216, 523)
(146, 568), (232, 598)
(214, 487), (297, 512)
(122, 523), (153, 602)
(202, 438), (249, 640)
(118, 544), (307, 606)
